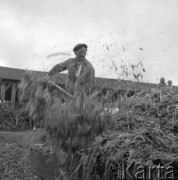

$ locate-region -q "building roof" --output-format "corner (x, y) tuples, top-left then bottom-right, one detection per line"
(94, 77), (158, 90)
(0, 65), (159, 90)
(0, 66), (47, 81)
(0, 66), (24, 81)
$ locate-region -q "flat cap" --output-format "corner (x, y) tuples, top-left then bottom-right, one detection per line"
(73, 43), (87, 52)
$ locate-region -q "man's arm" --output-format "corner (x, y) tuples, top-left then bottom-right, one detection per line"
(48, 59), (70, 76)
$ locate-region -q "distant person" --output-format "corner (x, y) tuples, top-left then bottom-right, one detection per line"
(158, 77), (166, 89)
(167, 80), (172, 86)
(48, 44), (95, 95)
(167, 80), (174, 90)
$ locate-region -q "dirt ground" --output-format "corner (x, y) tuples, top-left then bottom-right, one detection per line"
(0, 129), (46, 180)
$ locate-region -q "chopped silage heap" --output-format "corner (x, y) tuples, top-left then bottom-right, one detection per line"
(128, 87), (178, 131)
(19, 72), (178, 179)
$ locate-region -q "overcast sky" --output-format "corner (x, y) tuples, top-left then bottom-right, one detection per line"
(0, 0), (178, 84)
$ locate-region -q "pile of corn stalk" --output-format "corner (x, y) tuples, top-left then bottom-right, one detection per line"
(0, 103), (29, 131)
(71, 128), (178, 180)
(18, 71), (111, 152)
(19, 71), (178, 180)
(69, 87), (178, 180)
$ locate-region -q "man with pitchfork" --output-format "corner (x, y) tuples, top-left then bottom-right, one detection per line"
(48, 44), (95, 98)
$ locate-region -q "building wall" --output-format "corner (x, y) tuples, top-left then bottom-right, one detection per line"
(0, 79), (19, 107)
